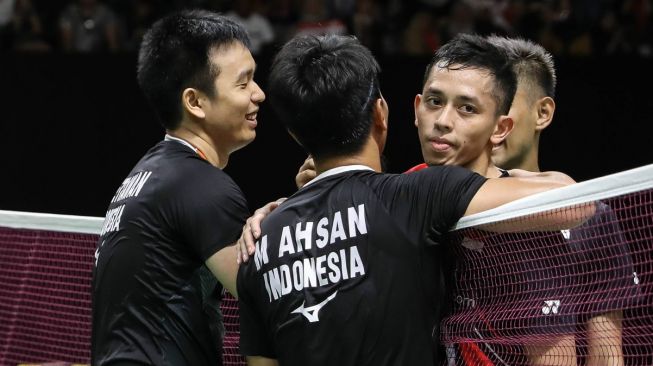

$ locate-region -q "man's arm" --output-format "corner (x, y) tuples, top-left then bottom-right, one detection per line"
(464, 171), (575, 216)
(205, 244), (239, 297)
(247, 356), (279, 366)
(464, 172), (594, 231)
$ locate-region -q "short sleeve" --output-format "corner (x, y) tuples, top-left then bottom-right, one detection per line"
(384, 165), (486, 246)
(175, 167), (250, 261)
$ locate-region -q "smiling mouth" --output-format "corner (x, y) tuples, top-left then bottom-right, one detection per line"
(245, 112), (257, 121)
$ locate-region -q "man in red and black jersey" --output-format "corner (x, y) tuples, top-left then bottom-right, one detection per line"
(92, 11), (265, 366)
(410, 37), (638, 365)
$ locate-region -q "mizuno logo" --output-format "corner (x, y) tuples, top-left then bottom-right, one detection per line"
(291, 291), (338, 323)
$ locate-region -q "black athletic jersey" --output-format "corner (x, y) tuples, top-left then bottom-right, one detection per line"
(237, 165), (487, 366)
(91, 138), (249, 366)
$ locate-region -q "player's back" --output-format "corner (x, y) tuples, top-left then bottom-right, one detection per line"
(238, 166), (487, 365)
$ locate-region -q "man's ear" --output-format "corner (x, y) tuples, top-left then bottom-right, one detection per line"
(181, 88), (206, 119)
(413, 94), (422, 128)
(490, 115), (514, 146)
(372, 97), (388, 132)
(535, 96), (555, 131)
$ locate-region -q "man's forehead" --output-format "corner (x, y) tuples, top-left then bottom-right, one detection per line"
(208, 42), (255, 77)
(425, 65), (494, 95)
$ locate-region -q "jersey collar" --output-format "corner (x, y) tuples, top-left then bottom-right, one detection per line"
(303, 165), (375, 188)
(164, 134), (197, 153)
(164, 134), (209, 161)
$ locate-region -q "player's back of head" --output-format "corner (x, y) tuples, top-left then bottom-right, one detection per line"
(424, 33), (516, 116)
(137, 10), (251, 130)
(268, 34), (381, 160)
(486, 35), (556, 100)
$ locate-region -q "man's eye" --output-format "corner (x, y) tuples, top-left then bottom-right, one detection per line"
(426, 97), (442, 106)
(460, 105), (476, 113)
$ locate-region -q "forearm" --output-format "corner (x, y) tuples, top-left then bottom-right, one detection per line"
(205, 244), (239, 298)
(247, 356), (279, 366)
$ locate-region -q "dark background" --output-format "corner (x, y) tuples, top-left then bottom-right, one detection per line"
(0, 53), (651, 217)
(1, 0), (652, 217)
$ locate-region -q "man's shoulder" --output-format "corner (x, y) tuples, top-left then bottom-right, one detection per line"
(131, 142), (243, 200)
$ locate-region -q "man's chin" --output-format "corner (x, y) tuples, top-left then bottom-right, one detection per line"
(231, 134), (256, 152)
(424, 157), (449, 167)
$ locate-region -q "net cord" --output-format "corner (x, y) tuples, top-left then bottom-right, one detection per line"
(0, 164), (651, 234)
(0, 210), (103, 234)
(454, 163), (653, 230)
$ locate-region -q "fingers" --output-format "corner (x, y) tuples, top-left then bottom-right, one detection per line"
(248, 199), (284, 246)
(295, 156), (317, 189)
(237, 198), (287, 264)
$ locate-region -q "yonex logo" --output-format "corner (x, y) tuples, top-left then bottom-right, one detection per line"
(291, 291), (338, 323)
(542, 300), (561, 315)
(560, 230), (571, 239)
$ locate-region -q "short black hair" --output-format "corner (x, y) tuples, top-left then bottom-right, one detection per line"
(268, 35), (381, 160)
(423, 34), (517, 116)
(486, 35), (557, 99)
(137, 10), (251, 129)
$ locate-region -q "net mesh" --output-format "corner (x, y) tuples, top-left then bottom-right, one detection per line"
(222, 292), (246, 366)
(0, 228), (94, 365)
(441, 189), (653, 365)
(0, 225), (245, 366)
(0, 165), (651, 366)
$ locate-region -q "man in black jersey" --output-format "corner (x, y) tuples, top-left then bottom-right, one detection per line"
(236, 34), (582, 366)
(91, 10), (264, 366)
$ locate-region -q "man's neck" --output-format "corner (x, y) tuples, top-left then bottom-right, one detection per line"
(315, 156), (380, 174)
(517, 154), (541, 173)
(314, 140), (383, 174)
(466, 162), (505, 178)
(167, 127), (227, 168)
(463, 150), (503, 178)
(515, 138), (542, 172)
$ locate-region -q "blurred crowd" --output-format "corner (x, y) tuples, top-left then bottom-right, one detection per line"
(0, 0), (651, 57)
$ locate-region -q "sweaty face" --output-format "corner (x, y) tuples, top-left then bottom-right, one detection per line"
(414, 65), (500, 170)
(492, 83), (538, 170)
(204, 42), (265, 154)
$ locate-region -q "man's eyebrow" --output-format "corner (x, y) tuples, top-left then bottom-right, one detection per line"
(423, 88), (479, 104)
(236, 66), (256, 82)
(457, 95), (480, 104)
(423, 87), (443, 95)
